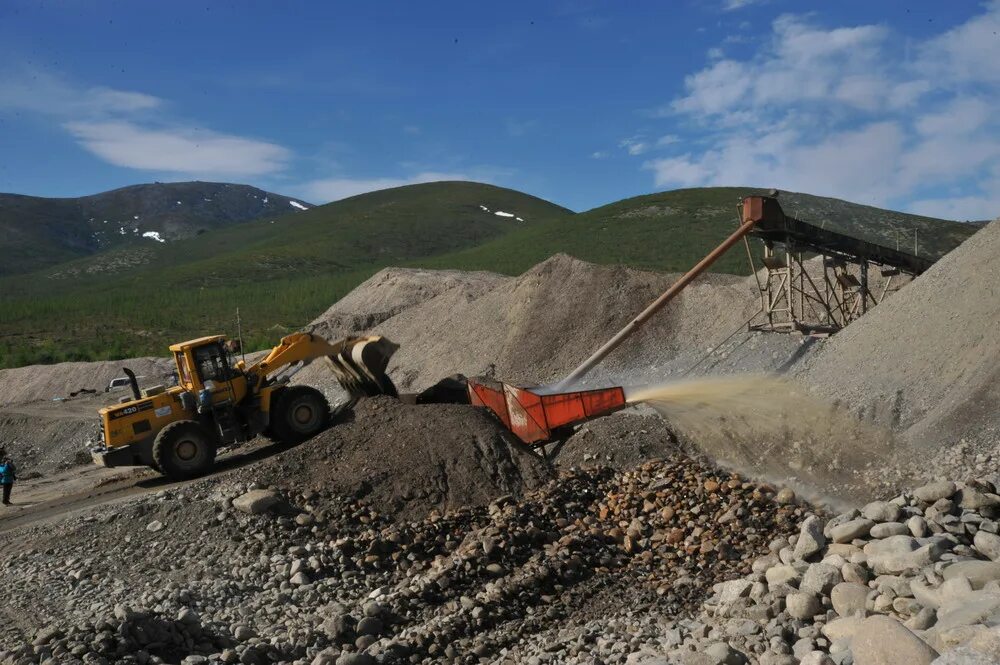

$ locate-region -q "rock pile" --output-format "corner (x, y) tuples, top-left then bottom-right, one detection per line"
(645, 478), (1000, 664)
(240, 398), (552, 521)
(0, 451), (803, 664)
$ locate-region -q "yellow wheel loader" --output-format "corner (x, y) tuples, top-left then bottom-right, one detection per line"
(90, 332), (398, 480)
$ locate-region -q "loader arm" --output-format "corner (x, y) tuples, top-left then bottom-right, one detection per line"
(247, 332), (399, 399)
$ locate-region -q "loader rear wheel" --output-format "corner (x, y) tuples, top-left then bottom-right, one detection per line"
(153, 420), (216, 480)
(269, 386), (330, 445)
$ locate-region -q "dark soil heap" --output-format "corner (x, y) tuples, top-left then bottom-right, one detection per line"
(247, 398), (552, 521)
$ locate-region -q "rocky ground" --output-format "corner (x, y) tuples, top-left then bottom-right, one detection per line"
(5, 401), (1000, 664)
(0, 401), (810, 665)
(2, 219), (998, 664)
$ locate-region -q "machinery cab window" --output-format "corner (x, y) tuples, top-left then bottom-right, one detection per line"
(174, 352), (193, 388)
(192, 343), (233, 386)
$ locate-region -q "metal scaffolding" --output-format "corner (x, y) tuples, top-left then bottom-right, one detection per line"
(739, 196), (926, 335)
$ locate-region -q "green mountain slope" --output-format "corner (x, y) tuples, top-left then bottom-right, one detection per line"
(0, 181), (570, 366)
(415, 187), (977, 276)
(0, 181), (313, 276)
(0, 183), (975, 368)
(38, 181), (570, 285)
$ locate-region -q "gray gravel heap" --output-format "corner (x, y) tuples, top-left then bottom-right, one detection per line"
(638, 478), (1000, 664)
(0, 454), (803, 665)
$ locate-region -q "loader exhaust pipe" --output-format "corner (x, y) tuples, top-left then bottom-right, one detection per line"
(122, 367), (142, 401)
(553, 212), (762, 390)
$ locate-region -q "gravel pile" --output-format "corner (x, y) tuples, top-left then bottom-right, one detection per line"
(636, 477), (1000, 665)
(793, 218), (1000, 468)
(299, 255), (800, 395)
(0, 445), (805, 664)
(0, 357), (174, 407)
(239, 398), (551, 522)
(0, 356), (175, 475)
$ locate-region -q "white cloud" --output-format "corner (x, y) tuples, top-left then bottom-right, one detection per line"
(619, 137), (651, 155)
(920, 0), (1000, 85)
(646, 5), (1000, 218)
(914, 97), (991, 137)
(0, 68), (162, 117)
(909, 196), (999, 222)
(672, 17), (906, 118)
(722, 0), (766, 11)
(64, 121), (291, 177)
(591, 151), (610, 160)
(297, 171), (470, 203)
(2, 66), (290, 178)
(646, 122), (906, 205)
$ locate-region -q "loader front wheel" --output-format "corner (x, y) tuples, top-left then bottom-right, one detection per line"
(153, 420), (216, 480)
(269, 386), (330, 445)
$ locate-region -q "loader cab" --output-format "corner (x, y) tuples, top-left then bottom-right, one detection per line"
(169, 336), (247, 404)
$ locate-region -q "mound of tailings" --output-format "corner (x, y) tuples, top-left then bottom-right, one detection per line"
(247, 397), (551, 521)
(794, 218), (1000, 474)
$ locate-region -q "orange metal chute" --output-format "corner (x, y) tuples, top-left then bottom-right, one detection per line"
(467, 378), (627, 445)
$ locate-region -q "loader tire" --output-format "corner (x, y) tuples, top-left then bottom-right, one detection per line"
(153, 420), (217, 480)
(269, 386), (330, 445)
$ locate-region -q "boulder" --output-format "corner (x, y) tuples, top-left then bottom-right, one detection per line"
(934, 591), (1000, 633)
(233, 490), (282, 515)
(865, 536), (946, 575)
(794, 516), (827, 561)
(703, 642), (746, 665)
(930, 626), (1000, 665)
(863, 501), (902, 523)
(831, 582), (870, 617)
(800, 563), (843, 596)
(908, 516), (929, 538)
(956, 488), (1000, 511)
(974, 531), (1000, 561)
(765, 564), (802, 588)
(913, 481), (956, 503)
(852, 616), (938, 665)
(870, 522), (909, 539)
(786, 592), (822, 620)
(831, 519), (875, 544)
(942, 561), (1000, 590)
(822, 616), (865, 642)
(717, 579), (754, 606)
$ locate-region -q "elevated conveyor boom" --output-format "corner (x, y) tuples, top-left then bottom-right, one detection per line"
(743, 196), (935, 275)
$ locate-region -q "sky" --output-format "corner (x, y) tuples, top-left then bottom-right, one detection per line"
(0, 1), (998, 220)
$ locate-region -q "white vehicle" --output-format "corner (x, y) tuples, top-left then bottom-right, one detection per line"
(106, 376), (143, 392)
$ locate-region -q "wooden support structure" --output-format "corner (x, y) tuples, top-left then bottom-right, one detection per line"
(741, 196), (927, 335)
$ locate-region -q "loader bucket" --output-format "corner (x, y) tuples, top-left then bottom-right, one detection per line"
(467, 377), (627, 445)
(324, 336), (400, 399)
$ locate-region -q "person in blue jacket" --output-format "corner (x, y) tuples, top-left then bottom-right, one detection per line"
(0, 448), (16, 505)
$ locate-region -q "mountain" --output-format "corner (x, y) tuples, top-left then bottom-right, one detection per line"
(34, 181), (572, 283)
(0, 182), (977, 368)
(0, 181), (312, 275)
(414, 187), (979, 276)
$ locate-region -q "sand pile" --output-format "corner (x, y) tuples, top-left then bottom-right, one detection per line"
(307, 267), (508, 342)
(0, 356), (175, 474)
(300, 254), (808, 395)
(0, 356), (174, 407)
(246, 397), (550, 520)
(793, 218), (1000, 463)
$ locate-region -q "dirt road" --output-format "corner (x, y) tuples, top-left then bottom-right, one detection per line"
(0, 437), (289, 536)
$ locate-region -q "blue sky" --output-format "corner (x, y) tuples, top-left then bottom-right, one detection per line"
(1, 1), (997, 219)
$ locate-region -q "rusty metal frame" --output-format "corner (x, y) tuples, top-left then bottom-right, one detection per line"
(736, 196), (925, 336)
